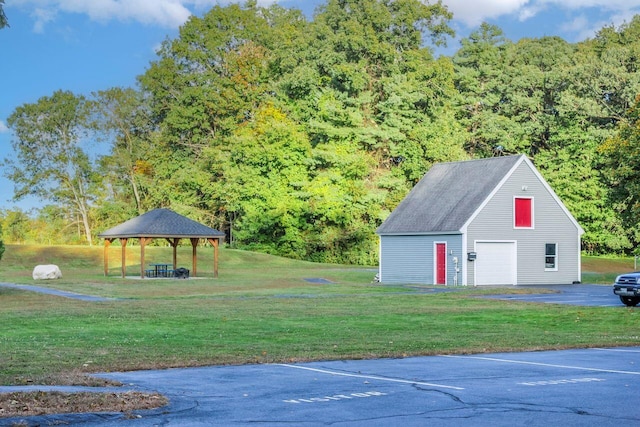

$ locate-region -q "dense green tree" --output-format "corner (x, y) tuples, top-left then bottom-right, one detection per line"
(216, 105), (312, 256)
(140, 2), (305, 152)
(274, 0), (461, 261)
(136, 0), (460, 263)
(599, 95), (640, 248)
(5, 91), (98, 245)
(453, 23), (513, 156)
(91, 87), (154, 216)
(546, 19), (640, 253)
(297, 0), (456, 157)
(137, 2), (309, 235)
(0, 209), (29, 244)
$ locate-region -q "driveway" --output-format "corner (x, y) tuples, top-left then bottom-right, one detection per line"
(482, 284), (623, 307)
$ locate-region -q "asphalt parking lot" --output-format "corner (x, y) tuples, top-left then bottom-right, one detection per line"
(4, 346), (639, 426)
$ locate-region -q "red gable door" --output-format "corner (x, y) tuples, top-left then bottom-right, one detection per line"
(515, 197), (532, 227)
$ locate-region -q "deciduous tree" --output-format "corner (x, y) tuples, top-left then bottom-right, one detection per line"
(92, 87), (153, 215)
(599, 95), (640, 248)
(5, 91), (97, 245)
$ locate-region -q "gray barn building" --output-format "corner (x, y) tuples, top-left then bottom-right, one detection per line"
(376, 155), (583, 285)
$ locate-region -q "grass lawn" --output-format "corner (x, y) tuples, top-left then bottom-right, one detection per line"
(0, 244), (638, 388)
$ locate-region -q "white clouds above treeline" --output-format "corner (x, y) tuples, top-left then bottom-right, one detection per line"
(9, 0), (279, 32)
(443, 0), (640, 25)
(8, 0), (640, 40)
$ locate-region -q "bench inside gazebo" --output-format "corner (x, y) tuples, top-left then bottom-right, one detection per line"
(98, 208), (225, 279)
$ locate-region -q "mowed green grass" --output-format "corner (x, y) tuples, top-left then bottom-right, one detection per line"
(0, 245), (638, 386)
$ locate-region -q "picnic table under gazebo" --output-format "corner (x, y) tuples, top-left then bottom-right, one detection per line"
(98, 208), (225, 279)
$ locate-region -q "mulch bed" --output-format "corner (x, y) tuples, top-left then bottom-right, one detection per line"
(0, 391), (168, 419)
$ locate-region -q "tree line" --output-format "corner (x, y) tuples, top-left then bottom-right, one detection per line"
(3, 0), (640, 264)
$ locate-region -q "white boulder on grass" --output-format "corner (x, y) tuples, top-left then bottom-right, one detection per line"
(32, 264), (62, 280)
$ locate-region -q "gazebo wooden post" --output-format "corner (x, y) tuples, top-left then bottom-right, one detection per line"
(119, 238), (128, 278)
(190, 238), (199, 277)
(103, 238), (113, 276)
(167, 238), (180, 271)
(208, 238), (219, 278)
(140, 237), (152, 279)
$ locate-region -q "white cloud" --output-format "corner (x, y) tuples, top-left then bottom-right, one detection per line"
(442, 0), (530, 26)
(14, 0), (640, 37)
(561, 14), (589, 33)
(0, 120), (8, 133)
(11, 0), (284, 31)
(31, 7), (57, 33)
(61, 0), (192, 28)
(441, 0), (640, 26)
(540, 0), (640, 9)
(518, 6), (542, 22)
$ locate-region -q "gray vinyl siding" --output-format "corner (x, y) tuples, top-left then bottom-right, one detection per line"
(379, 234), (463, 284)
(466, 161), (581, 285)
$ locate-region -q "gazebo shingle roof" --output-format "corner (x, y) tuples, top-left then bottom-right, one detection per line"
(98, 208), (225, 239)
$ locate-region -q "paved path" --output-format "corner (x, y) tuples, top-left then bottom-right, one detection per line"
(2, 347), (639, 426)
(0, 282), (116, 302)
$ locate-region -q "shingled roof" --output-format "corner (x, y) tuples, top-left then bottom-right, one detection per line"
(98, 208), (225, 239)
(377, 155), (523, 235)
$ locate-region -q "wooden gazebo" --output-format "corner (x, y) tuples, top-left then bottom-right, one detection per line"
(98, 208), (225, 279)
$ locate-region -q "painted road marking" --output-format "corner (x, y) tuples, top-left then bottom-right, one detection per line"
(284, 391), (387, 404)
(444, 355), (640, 375)
(519, 377), (605, 386)
(277, 364), (464, 390)
(592, 347), (640, 353)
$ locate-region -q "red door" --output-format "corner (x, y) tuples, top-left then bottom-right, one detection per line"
(436, 243), (446, 285)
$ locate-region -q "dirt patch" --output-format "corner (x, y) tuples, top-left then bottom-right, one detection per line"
(0, 391), (168, 419)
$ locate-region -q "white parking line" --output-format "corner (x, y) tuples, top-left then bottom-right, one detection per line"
(444, 355), (640, 375)
(518, 377), (605, 386)
(591, 347), (640, 353)
(277, 364), (465, 390)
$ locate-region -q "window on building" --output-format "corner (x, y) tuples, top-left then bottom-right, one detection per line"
(545, 243), (557, 271)
(514, 197), (533, 228)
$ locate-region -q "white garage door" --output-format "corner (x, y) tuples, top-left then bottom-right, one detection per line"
(475, 241), (517, 285)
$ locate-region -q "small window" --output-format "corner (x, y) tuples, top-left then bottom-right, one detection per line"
(545, 243), (557, 271)
(514, 197), (533, 228)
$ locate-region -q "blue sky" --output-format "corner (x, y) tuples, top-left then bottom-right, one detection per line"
(2, 0), (640, 212)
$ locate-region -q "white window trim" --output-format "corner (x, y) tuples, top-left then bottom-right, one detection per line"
(513, 196), (534, 229)
(545, 242), (558, 272)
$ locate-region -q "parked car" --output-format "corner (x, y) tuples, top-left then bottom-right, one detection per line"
(613, 272), (640, 306)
